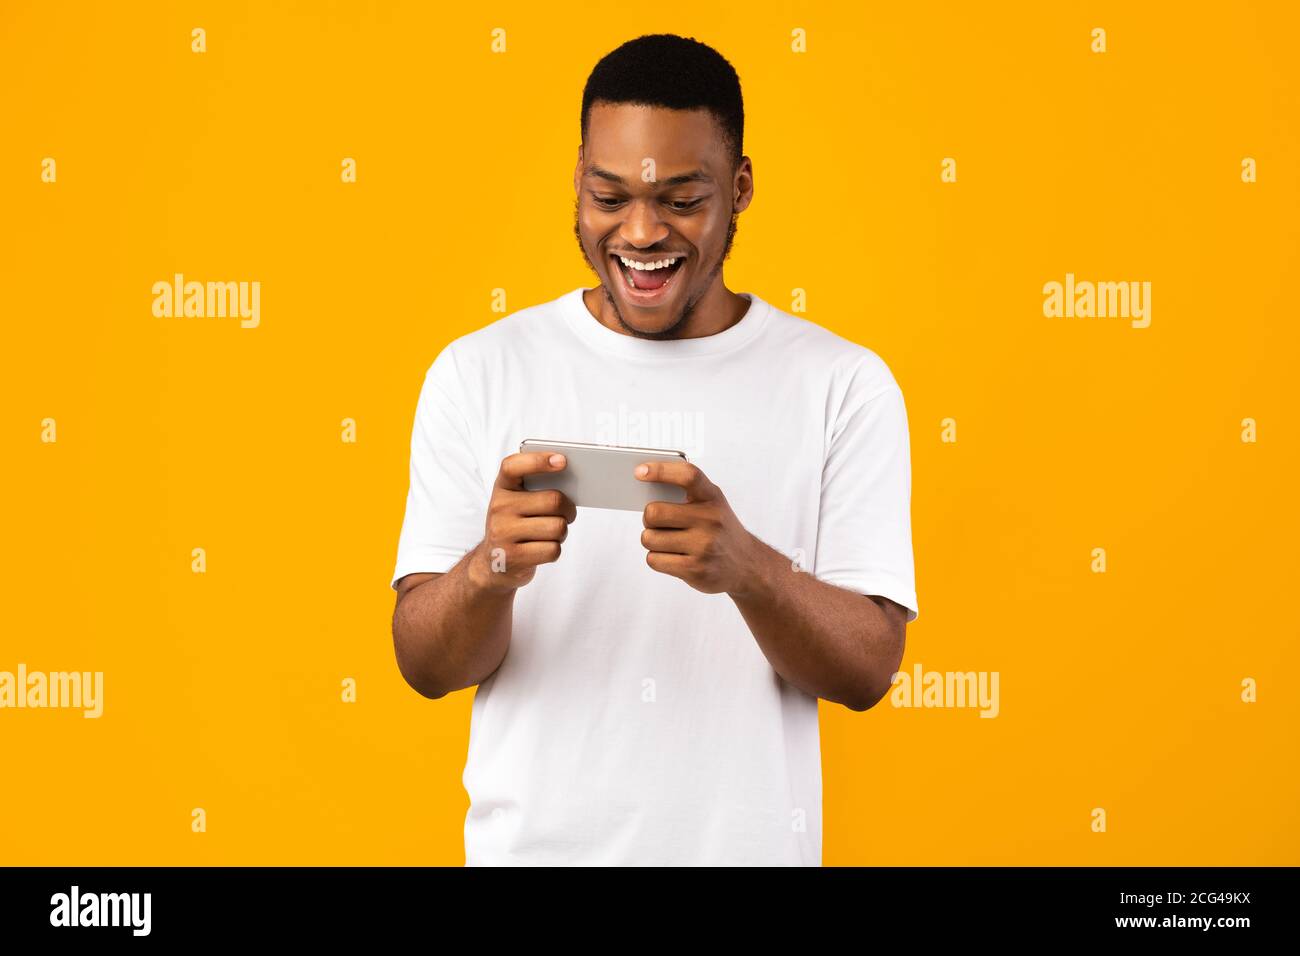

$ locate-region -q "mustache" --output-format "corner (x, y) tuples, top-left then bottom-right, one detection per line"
(571, 200), (739, 273)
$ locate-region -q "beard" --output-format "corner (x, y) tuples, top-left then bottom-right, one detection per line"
(573, 200), (739, 340)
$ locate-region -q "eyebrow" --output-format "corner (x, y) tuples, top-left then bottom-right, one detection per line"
(584, 164), (714, 188)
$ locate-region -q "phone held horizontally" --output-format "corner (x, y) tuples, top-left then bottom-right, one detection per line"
(519, 438), (689, 511)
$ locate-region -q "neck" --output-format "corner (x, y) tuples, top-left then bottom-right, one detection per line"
(583, 277), (750, 341)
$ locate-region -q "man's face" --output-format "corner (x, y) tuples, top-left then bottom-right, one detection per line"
(573, 102), (749, 339)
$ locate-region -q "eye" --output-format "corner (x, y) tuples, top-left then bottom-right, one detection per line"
(666, 198), (704, 211)
(591, 194), (626, 209)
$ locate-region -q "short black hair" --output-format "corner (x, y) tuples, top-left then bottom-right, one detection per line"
(580, 34), (744, 170)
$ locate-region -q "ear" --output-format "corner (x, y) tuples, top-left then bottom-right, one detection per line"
(733, 155), (754, 214)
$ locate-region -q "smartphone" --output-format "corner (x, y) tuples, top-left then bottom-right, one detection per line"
(519, 438), (689, 511)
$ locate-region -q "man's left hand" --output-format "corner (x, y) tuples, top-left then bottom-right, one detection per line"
(636, 460), (761, 596)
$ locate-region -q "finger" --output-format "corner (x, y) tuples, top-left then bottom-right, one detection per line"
(634, 459), (714, 502)
(640, 527), (693, 554)
(642, 500), (697, 529)
(511, 540), (563, 567)
(645, 550), (692, 579)
(497, 451), (567, 490)
(515, 488), (577, 522)
(507, 515), (570, 543)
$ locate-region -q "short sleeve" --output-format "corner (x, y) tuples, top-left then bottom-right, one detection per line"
(813, 367), (919, 623)
(390, 345), (489, 589)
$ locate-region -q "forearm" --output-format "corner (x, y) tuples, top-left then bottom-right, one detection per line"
(729, 536), (905, 711)
(392, 542), (516, 699)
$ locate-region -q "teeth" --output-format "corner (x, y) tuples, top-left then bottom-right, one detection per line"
(619, 255), (679, 271)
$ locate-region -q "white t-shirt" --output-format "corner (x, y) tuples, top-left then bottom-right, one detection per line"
(391, 286), (919, 866)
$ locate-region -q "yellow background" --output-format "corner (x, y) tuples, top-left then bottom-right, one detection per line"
(1, 1), (1296, 865)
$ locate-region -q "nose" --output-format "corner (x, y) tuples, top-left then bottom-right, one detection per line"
(618, 198), (669, 249)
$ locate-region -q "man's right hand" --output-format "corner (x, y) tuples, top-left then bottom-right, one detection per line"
(468, 451), (577, 593)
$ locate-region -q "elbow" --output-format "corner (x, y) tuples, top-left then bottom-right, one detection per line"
(843, 681), (890, 713)
(399, 664), (448, 701)
(395, 656), (450, 700)
(391, 615), (449, 701)
(843, 622), (907, 712)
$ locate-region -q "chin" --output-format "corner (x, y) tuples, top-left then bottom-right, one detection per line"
(629, 321), (674, 335)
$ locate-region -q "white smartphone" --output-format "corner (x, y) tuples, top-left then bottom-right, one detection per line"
(519, 438), (689, 511)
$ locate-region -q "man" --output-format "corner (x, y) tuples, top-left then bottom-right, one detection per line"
(390, 33), (918, 866)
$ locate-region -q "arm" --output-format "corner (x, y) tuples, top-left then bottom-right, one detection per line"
(733, 375), (917, 710)
(729, 536), (907, 711)
(391, 451), (576, 699)
(391, 549), (514, 700)
(636, 460), (907, 712)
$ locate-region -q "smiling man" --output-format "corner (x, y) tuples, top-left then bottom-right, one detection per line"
(390, 33), (919, 866)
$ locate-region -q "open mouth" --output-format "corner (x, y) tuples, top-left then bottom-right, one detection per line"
(609, 253), (685, 300)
